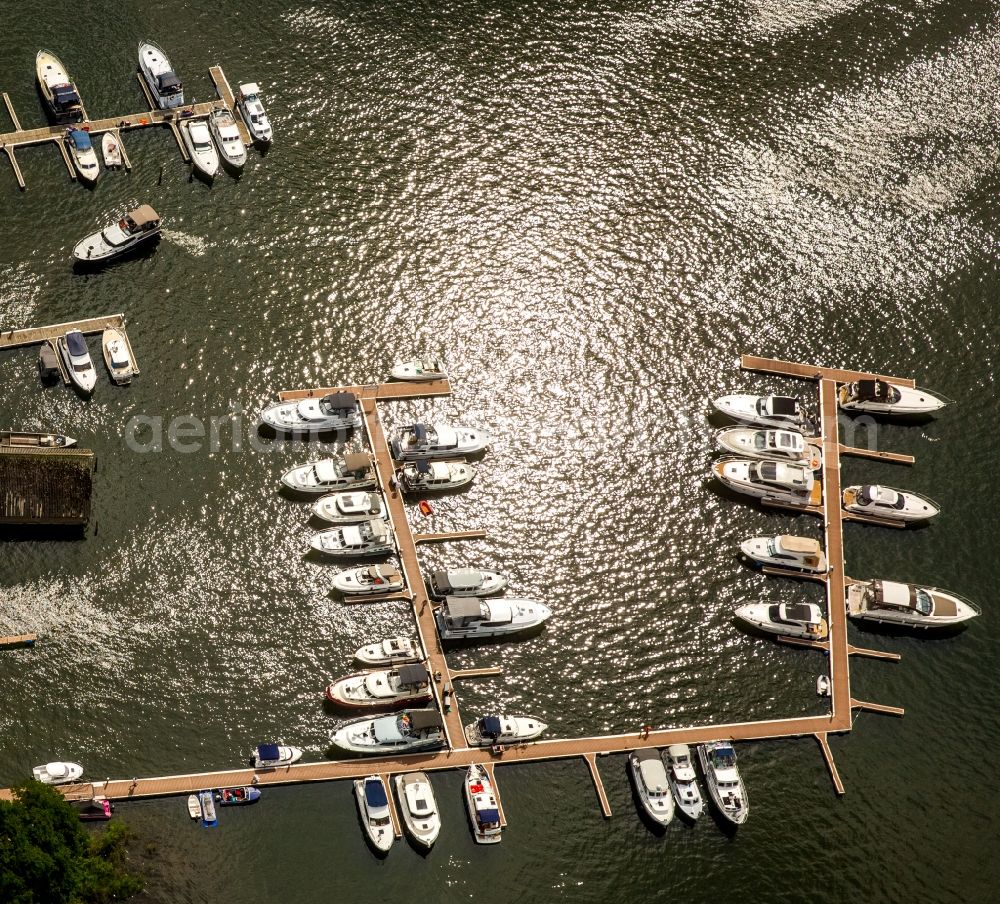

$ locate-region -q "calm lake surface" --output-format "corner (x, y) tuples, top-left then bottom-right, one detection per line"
(1, 2), (998, 902)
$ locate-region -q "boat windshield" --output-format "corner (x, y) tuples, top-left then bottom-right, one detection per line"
(753, 433), (766, 450)
(915, 589), (933, 616)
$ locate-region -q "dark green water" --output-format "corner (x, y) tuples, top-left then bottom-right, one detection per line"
(2, 1), (999, 901)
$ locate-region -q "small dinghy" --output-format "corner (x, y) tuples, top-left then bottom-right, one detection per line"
(712, 394), (810, 430)
(355, 776), (394, 853)
(391, 422), (490, 460)
(101, 132), (122, 168)
(395, 772), (441, 849)
(310, 520), (394, 558)
(199, 790), (218, 827)
(464, 714), (547, 747)
(215, 786), (261, 806)
(628, 748), (674, 827)
(187, 794), (201, 819)
(667, 744), (704, 820)
(252, 743), (302, 769)
(838, 379), (948, 417)
(333, 564), (405, 596)
(842, 484), (939, 523)
(312, 491), (386, 525)
(102, 328), (136, 385)
(398, 459), (476, 492)
(32, 761), (83, 784)
(354, 636), (420, 666)
(464, 764), (502, 844)
(816, 675), (831, 697)
(1, 430), (76, 449)
(326, 663), (432, 710)
(281, 453), (376, 494)
(391, 359), (447, 382)
(428, 568), (508, 599)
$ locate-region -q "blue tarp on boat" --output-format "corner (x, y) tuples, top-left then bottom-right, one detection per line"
(68, 129), (91, 150)
(257, 743), (280, 761)
(478, 808), (500, 825)
(66, 331), (87, 356)
(364, 779), (388, 808)
(479, 716), (502, 738)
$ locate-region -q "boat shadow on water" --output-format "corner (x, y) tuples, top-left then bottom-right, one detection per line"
(847, 619), (969, 640)
(438, 623), (549, 652)
(71, 236), (161, 275)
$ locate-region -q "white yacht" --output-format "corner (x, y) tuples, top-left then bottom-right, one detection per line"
(73, 205), (161, 264)
(715, 427), (820, 467)
(394, 772), (441, 849)
(330, 710), (446, 755)
(838, 379), (948, 416)
(102, 329), (136, 385)
(32, 761), (83, 784)
(464, 764), (502, 844)
(847, 579), (979, 628)
(391, 422), (490, 460)
(181, 120), (220, 180)
(428, 568), (508, 599)
(281, 453), (376, 494)
(36, 50), (83, 122)
(251, 744), (302, 768)
(713, 458), (819, 506)
(64, 129), (99, 184)
(236, 83), (272, 143)
(262, 392), (362, 434)
(698, 742), (748, 825)
(735, 602), (828, 640)
(842, 484), (939, 523)
(740, 535), (828, 574)
(666, 744), (704, 820)
(628, 749), (675, 826)
(354, 636), (420, 666)
(712, 394), (809, 430)
(326, 664), (432, 710)
(333, 564), (405, 596)
(398, 459), (475, 492)
(312, 491), (386, 525)
(391, 359), (447, 381)
(209, 108), (247, 169)
(138, 40), (183, 109)
(435, 596), (552, 640)
(464, 714), (547, 747)
(355, 776), (394, 853)
(58, 330), (97, 395)
(310, 520), (394, 557)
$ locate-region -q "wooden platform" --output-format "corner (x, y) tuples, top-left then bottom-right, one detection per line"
(278, 379), (452, 403)
(0, 313), (128, 349)
(740, 355), (916, 388)
(0, 633), (36, 649)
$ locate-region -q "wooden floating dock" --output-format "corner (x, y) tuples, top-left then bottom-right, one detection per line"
(840, 445), (915, 466)
(0, 633), (36, 649)
(482, 762), (507, 827)
(413, 530), (487, 544)
(739, 355), (916, 388)
(851, 699), (905, 717)
(278, 379), (452, 404)
(814, 733), (845, 796)
(451, 667), (503, 680)
(848, 645), (901, 662)
(584, 754), (612, 818)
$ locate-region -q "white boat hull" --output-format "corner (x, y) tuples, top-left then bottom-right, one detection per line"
(32, 761), (84, 784)
(697, 744), (748, 826)
(354, 779), (394, 853)
(139, 40), (184, 109)
(842, 485), (939, 522)
(628, 752), (674, 826)
(181, 121), (220, 179)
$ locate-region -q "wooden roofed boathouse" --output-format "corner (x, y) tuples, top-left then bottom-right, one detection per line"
(0, 446), (94, 525)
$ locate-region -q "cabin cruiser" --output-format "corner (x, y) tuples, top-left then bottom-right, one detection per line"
(281, 452), (376, 493)
(73, 205), (161, 264)
(398, 459), (475, 492)
(735, 602), (828, 640)
(666, 744), (704, 820)
(391, 359), (447, 381)
(740, 535), (828, 573)
(698, 742), (748, 825)
(58, 330), (97, 395)
(312, 491), (386, 525)
(464, 764), (502, 844)
(326, 664), (432, 710)
(712, 394), (809, 430)
(715, 427), (820, 467)
(428, 568), (507, 599)
(464, 714), (547, 747)
(209, 108), (247, 169)
(333, 564), (405, 596)
(842, 484), (939, 522)
(355, 636), (420, 666)
(181, 120), (220, 180)
(838, 379), (948, 416)
(36, 50), (83, 122)
(1, 431), (76, 449)
(102, 329), (136, 385)
(713, 458), (819, 506)
(394, 772), (441, 849)
(391, 422), (490, 460)
(355, 776), (394, 853)
(236, 83), (272, 143)
(330, 709), (446, 755)
(847, 579), (979, 628)
(251, 744), (302, 768)
(65, 129), (99, 184)
(435, 596), (552, 640)
(628, 749), (674, 826)
(138, 40), (184, 109)
(262, 391), (361, 434)
(310, 519), (394, 557)
(32, 761), (83, 784)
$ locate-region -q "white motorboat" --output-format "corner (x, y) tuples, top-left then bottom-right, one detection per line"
(326, 664), (432, 710)
(181, 120), (220, 180)
(394, 772), (441, 849)
(310, 520), (394, 558)
(187, 794), (200, 819)
(32, 761), (83, 784)
(138, 40), (184, 109)
(198, 790), (218, 827)
(355, 776), (394, 853)
(236, 83), (272, 144)
(435, 596), (552, 640)
(666, 744), (704, 820)
(712, 394), (809, 430)
(330, 709), (446, 755)
(333, 564), (405, 596)
(628, 749), (675, 826)
(58, 330), (97, 395)
(428, 568), (508, 599)
(312, 491), (386, 525)
(735, 601), (828, 640)
(101, 132), (122, 168)
(842, 484), (939, 523)
(715, 427), (821, 467)
(1, 431), (76, 449)
(713, 458), (819, 506)
(698, 742), (748, 825)
(209, 108), (247, 170)
(398, 459), (476, 492)
(740, 535), (828, 574)
(838, 379), (948, 416)
(72, 205), (161, 265)
(64, 128), (99, 184)
(464, 764), (502, 844)
(464, 714), (547, 747)
(36, 50), (83, 122)
(281, 453), (376, 494)
(354, 636), (420, 666)
(262, 392), (362, 434)
(391, 422), (490, 460)
(846, 579), (980, 628)
(391, 359), (447, 382)
(251, 743), (302, 768)
(102, 329), (136, 385)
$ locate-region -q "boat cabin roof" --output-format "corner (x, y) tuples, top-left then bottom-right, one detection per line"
(433, 569), (482, 592)
(756, 461), (811, 487)
(397, 664), (428, 686)
(478, 715), (503, 737)
(52, 85), (80, 107)
(478, 807), (500, 824)
(364, 778), (388, 808)
(768, 396), (800, 416)
(367, 564), (400, 581)
(127, 205), (159, 228)
(343, 452), (372, 473)
(257, 743), (280, 760)
(874, 580), (916, 608)
(320, 391), (356, 412)
(239, 82), (262, 96)
(407, 710), (443, 730)
(68, 129), (91, 150)
(66, 331), (87, 356)
(778, 535), (821, 554)
(634, 748), (661, 763)
(781, 603), (819, 623)
(157, 71), (181, 92)
(444, 596), (484, 618)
